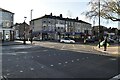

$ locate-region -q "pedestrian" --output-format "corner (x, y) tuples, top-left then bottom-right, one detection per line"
(103, 37), (107, 51)
(30, 35), (33, 44)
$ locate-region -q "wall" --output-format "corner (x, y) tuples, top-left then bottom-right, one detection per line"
(33, 19), (42, 32)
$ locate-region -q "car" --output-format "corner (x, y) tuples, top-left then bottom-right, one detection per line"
(107, 38), (116, 43)
(60, 38), (75, 43)
(86, 38), (95, 43)
(116, 38), (120, 43)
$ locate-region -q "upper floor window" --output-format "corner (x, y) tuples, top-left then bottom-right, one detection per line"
(61, 27), (64, 29)
(58, 27), (60, 29)
(43, 21), (46, 23)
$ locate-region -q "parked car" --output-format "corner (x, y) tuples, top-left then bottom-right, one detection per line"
(107, 38), (116, 43)
(116, 38), (120, 43)
(86, 38), (95, 43)
(60, 38), (75, 43)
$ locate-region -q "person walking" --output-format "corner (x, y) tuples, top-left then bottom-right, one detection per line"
(103, 37), (107, 51)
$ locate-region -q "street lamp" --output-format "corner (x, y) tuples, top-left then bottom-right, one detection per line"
(98, 0), (101, 48)
(23, 16), (27, 44)
(30, 9), (33, 44)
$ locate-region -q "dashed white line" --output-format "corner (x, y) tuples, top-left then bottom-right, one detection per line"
(77, 59), (80, 61)
(43, 50), (48, 52)
(58, 63), (62, 65)
(41, 66), (44, 68)
(20, 70), (23, 73)
(72, 60), (74, 62)
(6, 73), (10, 76)
(50, 65), (54, 67)
(37, 56), (40, 57)
(16, 65), (19, 67)
(65, 61), (68, 64)
(30, 68), (34, 71)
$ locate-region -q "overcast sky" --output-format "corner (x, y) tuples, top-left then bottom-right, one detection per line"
(0, 0), (118, 28)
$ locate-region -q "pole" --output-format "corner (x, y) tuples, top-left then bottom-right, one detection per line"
(23, 17), (27, 44)
(98, 0), (101, 48)
(30, 9), (33, 44)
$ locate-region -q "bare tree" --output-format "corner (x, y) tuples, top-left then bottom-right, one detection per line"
(83, 0), (120, 22)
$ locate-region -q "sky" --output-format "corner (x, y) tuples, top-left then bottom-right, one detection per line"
(0, 0), (118, 28)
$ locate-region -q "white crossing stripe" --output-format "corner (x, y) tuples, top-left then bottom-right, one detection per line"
(109, 74), (120, 80)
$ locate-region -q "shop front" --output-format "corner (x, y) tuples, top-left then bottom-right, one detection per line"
(2, 28), (14, 41)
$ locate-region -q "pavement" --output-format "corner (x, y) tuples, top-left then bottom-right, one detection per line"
(1, 40), (119, 57)
(93, 44), (119, 57)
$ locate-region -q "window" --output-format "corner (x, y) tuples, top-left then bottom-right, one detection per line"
(58, 27), (60, 29)
(48, 21), (50, 23)
(61, 27), (63, 29)
(43, 26), (46, 30)
(43, 21), (46, 23)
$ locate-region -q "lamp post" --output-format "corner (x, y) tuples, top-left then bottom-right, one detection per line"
(98, 0), (101, 48)
(23, 17), (27, 44)
(30, 9), (33, 44)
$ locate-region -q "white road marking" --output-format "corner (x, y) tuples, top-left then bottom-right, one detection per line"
(58, 63), (62, 65)
(61, 45), (65, 50)
(110, 58), (117, 61)
(37, 56), (40, 57)
(109, 74), (120, 80)
(20, 70), (23, 73)
(41, 66), (44, 68)
(6, 73), (10, 76)
(77, 59), (79, 61)
(16, 65), (19, 67)
(43, 50), (48, 51)
(72, 60), (74, 62)
(65, 61), (68, 64)
(50, 65), (54, 67)
(72, 45), (76, 49)
(30, 68), (34, 70)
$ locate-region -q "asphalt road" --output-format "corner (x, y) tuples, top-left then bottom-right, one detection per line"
(1, 42), (120, 79)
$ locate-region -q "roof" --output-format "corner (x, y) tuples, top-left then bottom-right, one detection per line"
(0, 8), (14, 14)
(31, 14), (91, 25)
(14, 22), (29, 27)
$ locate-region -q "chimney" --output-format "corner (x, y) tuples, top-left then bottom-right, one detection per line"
(60, 14), (62, 18)
(76, 17), (78, 20)
(50, 13), (52, 16)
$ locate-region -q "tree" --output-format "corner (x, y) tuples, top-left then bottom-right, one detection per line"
(83, 0), (120, 22)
